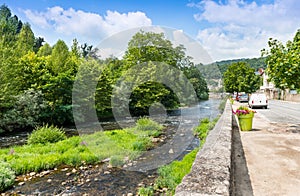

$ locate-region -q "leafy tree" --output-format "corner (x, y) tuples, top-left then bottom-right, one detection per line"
(0, 89), (46, 132)
(95, 57), (123, 116)
(223, 62), (260, 94)
(33, 37), (45, 53)
(123, 31), (190, 69)
(37, 43), (52, 56)
(183, 65), (209, 100)
(262, 29), (300, 90)
(120, 31), (202, 115)
(16, 23), (35, 55)
(49, 39), (70, 74)
(81, 43), (93, 58)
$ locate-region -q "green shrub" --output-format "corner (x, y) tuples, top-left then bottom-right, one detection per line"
(135, 117), (163, 132)
(153, 148), (198, 194)
(0, 89), (46, 132)
(27, 124), (66, 145)
(138, 186), (154, 196)
(109, 155), (124, 167)
(132, 137), (153, 151)
(0, 162), (15, 192)
(193, 118), (210, 142)
(147, 130), (162, 137)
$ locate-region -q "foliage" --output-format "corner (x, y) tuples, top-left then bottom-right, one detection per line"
(183, 65), (209, 100)
(261, 29), (300, 90)
(0, 89), (47, 132)
(27, 124), (67, 145)
(0, 162), (15, 192)
(0, 4), (209, 133)
(0, 118), (164, 177)
(223, 62), (260, 94)
(120, 30), (208, 115)
(138, 117), (219, 195)
(138, 186), (154, 196)
(193, 118), (210, 143)
(136, 117), (164, 132)
(109, 155), (125, 167)
(153, 148), (198, 195)
(216, 57), (267, 75)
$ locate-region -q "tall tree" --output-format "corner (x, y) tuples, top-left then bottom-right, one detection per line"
(16, 23), (35, 55)
(49, 39), (70, 74)
(223, 62), (260, 94)
(262, 29), (300, 90)
(33, 37), (45, 53)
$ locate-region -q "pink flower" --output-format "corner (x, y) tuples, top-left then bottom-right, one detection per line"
(233, 106), (256, 116)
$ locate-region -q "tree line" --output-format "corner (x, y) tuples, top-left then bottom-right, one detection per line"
(0, 5), (208, 133)
(222, 29), (300, 95)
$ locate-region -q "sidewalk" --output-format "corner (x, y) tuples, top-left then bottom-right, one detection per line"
(232, 102), (300, 195)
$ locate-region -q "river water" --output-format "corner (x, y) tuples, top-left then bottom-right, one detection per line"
(2, 99), (221, 195)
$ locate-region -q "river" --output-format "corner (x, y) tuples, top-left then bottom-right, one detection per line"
(2, 99), (221, 195)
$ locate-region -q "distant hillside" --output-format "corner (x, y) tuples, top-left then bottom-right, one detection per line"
(216, 56), (267, 75)
(198, 56), (267, 92)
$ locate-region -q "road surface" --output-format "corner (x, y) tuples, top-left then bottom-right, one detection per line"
(233, 100), (300, 196)
(258, 100), (300, 124)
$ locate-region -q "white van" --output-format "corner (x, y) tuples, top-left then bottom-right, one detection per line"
(248, 93), (268, 109)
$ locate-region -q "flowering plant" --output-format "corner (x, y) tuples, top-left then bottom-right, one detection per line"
(233, 106), (256, 116)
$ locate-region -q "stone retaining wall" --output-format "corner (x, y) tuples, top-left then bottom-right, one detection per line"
(175, 100), (232, 195)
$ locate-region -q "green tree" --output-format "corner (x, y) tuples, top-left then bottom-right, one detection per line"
(183, 65), (209, 100)
(16, 23), (35, 55)
(223, 62), (260, 94)
(49, 39), (70, 74)
(33, 37), (44, 53)
(120, 31), (202, 115)
(37, 43), (52, 57)
(262, 29), (300, 90)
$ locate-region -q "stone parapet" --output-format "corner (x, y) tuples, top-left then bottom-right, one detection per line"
(175, 100), (232, 196)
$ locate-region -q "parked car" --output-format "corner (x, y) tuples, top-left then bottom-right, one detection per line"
(248, 93), (268, 109)
(238, 94), (249, 103)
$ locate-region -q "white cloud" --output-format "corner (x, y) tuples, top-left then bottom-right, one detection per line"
(23, 6), (152, 45)
(172, 30), (213, 64)
(192, 0), (300, 61)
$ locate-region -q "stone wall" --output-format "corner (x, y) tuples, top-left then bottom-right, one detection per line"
(175, 100), (232, 195)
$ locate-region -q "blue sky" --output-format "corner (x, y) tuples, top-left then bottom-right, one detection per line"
(1, 0), (299, 61)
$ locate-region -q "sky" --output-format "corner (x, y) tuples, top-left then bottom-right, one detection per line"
(1, 0), (299, 62)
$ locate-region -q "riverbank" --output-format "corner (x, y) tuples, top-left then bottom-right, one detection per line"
(1, 99), (222, 195)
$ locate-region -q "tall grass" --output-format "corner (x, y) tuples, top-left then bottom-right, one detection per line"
(0, 118), (164, 191)
(138, 117), (219, 195)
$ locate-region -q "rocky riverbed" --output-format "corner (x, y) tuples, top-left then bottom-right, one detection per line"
(2, 99), (221, 195)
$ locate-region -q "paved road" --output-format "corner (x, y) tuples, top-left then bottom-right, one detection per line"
(233, 100), (300, 196)
(258, 100), (300, 124)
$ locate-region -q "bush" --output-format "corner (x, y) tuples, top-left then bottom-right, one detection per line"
(109, 155), (125, 167)
(138, 186), (154, 196)
(0, 89), (46, 132)
(27, 125), (66, 145)
(135, 117), (163, 132)
(132, 137), (153, 151)
(0, 162), (15, 192)
(193, 118), (210, 142)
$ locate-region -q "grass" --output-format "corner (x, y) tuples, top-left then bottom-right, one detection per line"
(0, 118), (163, 191)
(193, 117), (219, 145)
(138, 117), (219, 196)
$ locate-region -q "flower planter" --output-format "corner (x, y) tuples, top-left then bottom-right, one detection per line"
(238, 113), (254, 131)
